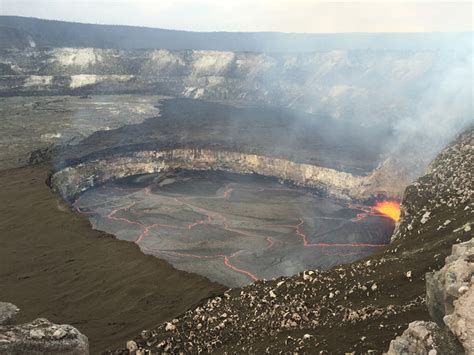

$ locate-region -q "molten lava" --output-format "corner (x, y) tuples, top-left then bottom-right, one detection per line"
(374, 200), (401, 222)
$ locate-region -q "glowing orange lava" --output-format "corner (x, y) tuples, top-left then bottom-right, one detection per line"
(373, 200), (401, 222)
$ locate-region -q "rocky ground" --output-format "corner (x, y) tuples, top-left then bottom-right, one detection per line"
(108, 128), (473, 354)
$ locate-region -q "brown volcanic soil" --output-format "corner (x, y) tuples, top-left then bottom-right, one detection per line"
(0, 164), (226, 353)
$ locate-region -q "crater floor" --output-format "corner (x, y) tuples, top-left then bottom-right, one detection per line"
(75, 171), (394, 286)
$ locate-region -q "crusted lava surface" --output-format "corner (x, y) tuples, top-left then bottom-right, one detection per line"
(74, 170), (394, 287)
(106, 128), (472, 354)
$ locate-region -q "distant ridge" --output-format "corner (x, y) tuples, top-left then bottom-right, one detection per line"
(0, 16), (472, 52)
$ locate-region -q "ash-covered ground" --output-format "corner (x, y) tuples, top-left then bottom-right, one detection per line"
(0, 95), (162, 170)
(75, 171), (394, 287)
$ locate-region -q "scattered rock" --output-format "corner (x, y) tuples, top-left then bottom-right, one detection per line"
(165, 322), (176, 332)
(126, 340), (138, 352)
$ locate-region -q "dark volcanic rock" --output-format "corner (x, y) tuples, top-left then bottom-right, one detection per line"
(54, 98), (387, 174)
(27, 145), (56, 165)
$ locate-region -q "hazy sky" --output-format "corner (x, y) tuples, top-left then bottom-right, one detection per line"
(1, 0), (472, 33)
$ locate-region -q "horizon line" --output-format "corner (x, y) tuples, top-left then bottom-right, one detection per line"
(2, 15), (473, 35)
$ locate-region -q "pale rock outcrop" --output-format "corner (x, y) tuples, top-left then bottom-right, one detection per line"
(0, 302), (19, 326)
(444, 285), (474, 354)
(23, 75), (53, 88)
(386, 320), (463, 355)
(388, 238), (473, 355)
(0, 303), (89, 354)
(53, 47), (102, 67)
(426, 239), (474, 324)
(69, 74), (133, 89)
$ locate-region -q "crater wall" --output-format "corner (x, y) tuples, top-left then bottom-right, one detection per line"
(51, 149), (370, 202)
(1, 47), (470, 126)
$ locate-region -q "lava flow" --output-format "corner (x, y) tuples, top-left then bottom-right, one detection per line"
(349, 199), (401, 222)
(373, 200), (401, 222)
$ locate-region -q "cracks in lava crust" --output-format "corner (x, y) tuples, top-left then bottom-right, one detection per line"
(73, 183), (388, 283)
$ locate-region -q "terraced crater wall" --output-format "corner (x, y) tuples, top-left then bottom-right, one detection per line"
(1, 47), (471, 127)
(50, 149), (369, 202)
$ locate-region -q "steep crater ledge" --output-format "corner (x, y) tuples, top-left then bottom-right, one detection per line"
(50, 148), (369, 202)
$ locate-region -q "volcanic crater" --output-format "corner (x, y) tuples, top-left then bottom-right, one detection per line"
(50, 98), (401, 286)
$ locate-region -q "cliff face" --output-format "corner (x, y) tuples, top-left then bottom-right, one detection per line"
(1, 47), (470, 125)
(51, 149), (368, 202)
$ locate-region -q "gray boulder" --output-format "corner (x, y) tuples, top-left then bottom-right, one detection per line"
(386, 320), (463, 355)
(426, 239), (473, 325)
(0, 303), (19, 325)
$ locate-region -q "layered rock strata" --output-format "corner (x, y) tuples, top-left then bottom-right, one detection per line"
(0, 47), (470, 128)
(50, 149), (369, 202)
